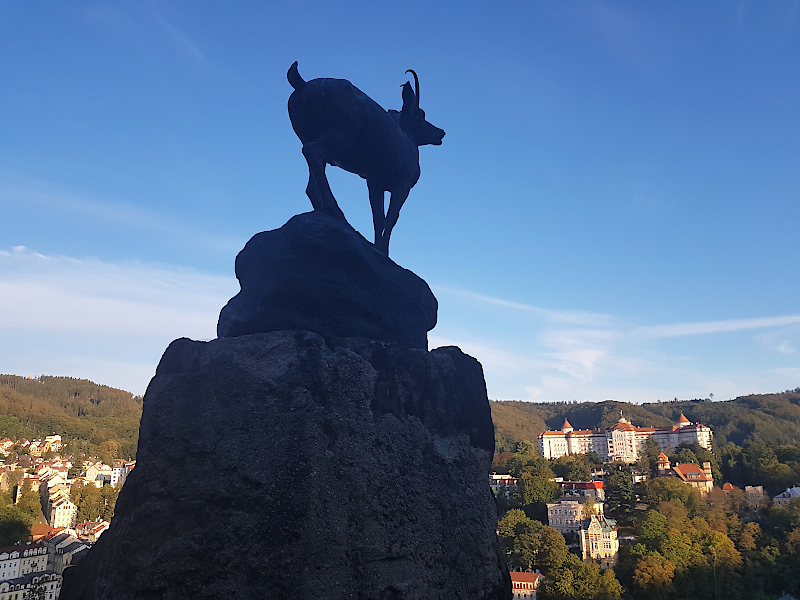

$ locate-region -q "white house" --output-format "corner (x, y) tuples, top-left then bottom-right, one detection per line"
(774, 485), (800, 507)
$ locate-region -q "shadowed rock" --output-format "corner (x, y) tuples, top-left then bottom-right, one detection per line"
(61, 331), (511, 600)
(217, 211), (437, 350)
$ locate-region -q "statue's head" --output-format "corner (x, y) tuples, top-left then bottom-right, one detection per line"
(400, 71), (445, 147)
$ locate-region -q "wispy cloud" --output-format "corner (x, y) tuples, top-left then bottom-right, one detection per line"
(640, 315), (800, 338)
(431, 283), (800, 402)
(433, 285), (615, 326)
(86, 3), (216, 72)
(0, 246), (238, 339)
(0, 172), (242, 254)
(0, 247), (240, 394)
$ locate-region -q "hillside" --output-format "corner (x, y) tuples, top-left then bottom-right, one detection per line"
(0, 374), (143, 459)
(491, 389), (800, 452)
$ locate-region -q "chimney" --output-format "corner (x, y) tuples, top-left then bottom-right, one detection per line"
(702, 462), (713, 481)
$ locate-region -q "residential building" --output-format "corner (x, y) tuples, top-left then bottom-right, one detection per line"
(76, 520), (110, 544)
(580, 515), (619, 568)
(774, 485), (800, 507)
(538, 413), (713, 463)
(39, 472), (77, 529)
(547, 499), (603, 535)
(510, 572), (540, 599)
(559, 481), (604, 501)
(110, 460), (134, 488)
(656, 454), (714, 496)
(44, 436), (62, 453)
(745, 485), (766, 507)
(0, 544), (48, 582)
(42, 531), (89, 576)
(490, 474), (518, 497)
(0, 572), (61, 600)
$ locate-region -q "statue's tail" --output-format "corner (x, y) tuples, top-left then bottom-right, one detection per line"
(287, 61), (305, 90)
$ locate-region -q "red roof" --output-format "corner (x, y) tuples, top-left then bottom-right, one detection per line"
(562, 419), (574, 430)
(561, 481), (604, 490)
(722, 482), (735, 491)
(509, 572), (541, 584)
(672, 463), (711, 483)
(678, 413), (691, 423)
(610, 421), (636, 431)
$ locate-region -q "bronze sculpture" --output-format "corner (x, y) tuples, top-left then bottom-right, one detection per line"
(288, 62), (445, 256)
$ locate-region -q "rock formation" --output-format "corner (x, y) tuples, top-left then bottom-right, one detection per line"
(218, 211), (437, 350)
(61, 213), (511, 599)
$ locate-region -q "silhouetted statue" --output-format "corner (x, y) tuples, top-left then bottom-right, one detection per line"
(288, 62), (445, 256)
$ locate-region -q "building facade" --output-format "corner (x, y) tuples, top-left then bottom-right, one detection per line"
(656, 454), (714, 496)
(0, 544), (48, 583)
(510, 572), (540, 599)
(490, 474), (518, 497)
(559, 481), (605, 501)
(539, 413), (713, 463)
(580, 515), (619, 568)
(774, 485), (800, 506)
(547, 499), (603, 535)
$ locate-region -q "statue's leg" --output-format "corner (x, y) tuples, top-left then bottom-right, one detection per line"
(367, 182), (386, 247)
(380, 188), (410, 256)
(302, 143), (345, 220)
(306, 173), (323, 211)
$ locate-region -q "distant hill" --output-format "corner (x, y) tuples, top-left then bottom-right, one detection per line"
(491, 389), (800, 452)
(0, 374), (142, 458)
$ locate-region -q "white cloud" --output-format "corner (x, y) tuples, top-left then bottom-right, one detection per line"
(640, 314), (800, 338)
(0, 173), (241, 254)
(0, 247), (239, 394)
(432, 285), (615, 326)
(0, 246), (238, 339)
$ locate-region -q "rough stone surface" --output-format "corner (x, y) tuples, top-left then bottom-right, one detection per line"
(217, 212), (438, 350)
(61, 331), (511, 600)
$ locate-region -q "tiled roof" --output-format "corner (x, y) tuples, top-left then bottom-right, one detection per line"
(672, 463), (711, 482)
(610, 422), (636, 431)
(509, 572), (540, 584)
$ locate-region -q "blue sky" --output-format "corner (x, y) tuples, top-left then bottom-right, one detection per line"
(2, 1), (799, 402)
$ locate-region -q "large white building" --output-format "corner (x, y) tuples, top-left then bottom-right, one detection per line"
(538, 413), (713, 463)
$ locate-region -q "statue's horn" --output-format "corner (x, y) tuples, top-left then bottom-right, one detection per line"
(405, 69), (419, 106)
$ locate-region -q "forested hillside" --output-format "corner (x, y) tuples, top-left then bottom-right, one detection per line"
(0, 374), (142, 459)
(491, 389), (800, 452)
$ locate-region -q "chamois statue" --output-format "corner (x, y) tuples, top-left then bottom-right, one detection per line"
(287, 62), (445, 256)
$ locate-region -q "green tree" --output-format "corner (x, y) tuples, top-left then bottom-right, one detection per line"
(100, 484), (118, 520)
(513, 521), (569, 574)
(518, 470), (561, 506)
(97, 440), (119, 465)
(598, 569), (624, 600)
(16, 491), (44, 523)
(606, 463), (636, 520)
(0, 506), (31, 545)
(75, 485), (103, 522)
(583, 497), (597, 519)
(539, 553), (622, 600)
(632, 555), (675, 600)
(68, 457), (84, 479)
(637, 510), (668, 551)
(646, 477), (702, 516)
